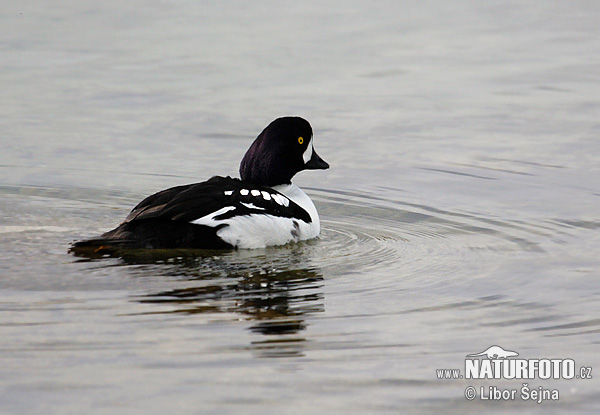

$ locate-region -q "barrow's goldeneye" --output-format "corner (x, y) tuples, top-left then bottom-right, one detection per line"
(70, 116), (329, 253)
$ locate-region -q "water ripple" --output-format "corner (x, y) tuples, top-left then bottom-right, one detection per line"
(306, 188), (549, 281)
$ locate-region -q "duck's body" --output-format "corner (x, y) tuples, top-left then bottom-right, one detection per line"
(189, 180), (321, 249)
(70, 117), (328, 253)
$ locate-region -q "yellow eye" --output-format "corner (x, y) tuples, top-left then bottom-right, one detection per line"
(298, 137), (304, 145)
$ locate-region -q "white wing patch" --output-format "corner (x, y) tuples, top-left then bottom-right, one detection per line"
(240, 202), (265, 211)
(190, 206), (236, 227)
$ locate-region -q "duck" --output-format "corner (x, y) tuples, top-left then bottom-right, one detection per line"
(70, 116), (329, 253)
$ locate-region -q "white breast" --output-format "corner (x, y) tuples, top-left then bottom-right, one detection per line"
(272, 183), (320, 235)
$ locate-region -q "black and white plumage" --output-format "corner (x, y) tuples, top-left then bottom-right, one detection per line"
(70, 116), (329, 252)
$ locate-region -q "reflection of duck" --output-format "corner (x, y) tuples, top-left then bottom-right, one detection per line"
(126, 254), (325, 357)
(139, 267), (323, 322)
(70, 117), (328, 254)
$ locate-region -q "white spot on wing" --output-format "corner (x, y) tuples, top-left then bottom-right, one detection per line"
(240, 202), (265, 211)
(190, 206), (236, 226)
(261, 191), (271, 200)
(240, 189), (249, 196)
(251, 189), (261, 196)
(224, 190), (233, 196)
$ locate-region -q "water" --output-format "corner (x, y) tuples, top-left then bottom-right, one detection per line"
(2, 1), (600, 413)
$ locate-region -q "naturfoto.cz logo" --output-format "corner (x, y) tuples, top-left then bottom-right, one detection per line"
(436, 345), (593, 404)
(466, 345), (576, 380)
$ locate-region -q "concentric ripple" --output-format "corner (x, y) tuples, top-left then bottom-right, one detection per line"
(303, 187), (551, 284)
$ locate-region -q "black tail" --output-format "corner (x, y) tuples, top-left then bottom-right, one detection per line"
(69, 219), (233, 258)
(69, 235), (139, 258)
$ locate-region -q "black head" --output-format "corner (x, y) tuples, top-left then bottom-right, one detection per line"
(239, 116), (329, 186)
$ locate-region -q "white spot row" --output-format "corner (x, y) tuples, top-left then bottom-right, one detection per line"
(224, 189), (289, 207)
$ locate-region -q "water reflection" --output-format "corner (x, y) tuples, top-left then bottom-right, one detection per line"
(143, 260), (323, 358)
(82, 250), (325, 358)
(138, 266), (324, 323)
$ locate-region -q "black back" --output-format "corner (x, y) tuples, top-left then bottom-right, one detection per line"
(124, 176), (312, 224)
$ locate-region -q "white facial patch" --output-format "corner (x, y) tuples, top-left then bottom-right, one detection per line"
(302, 136), (314, 164)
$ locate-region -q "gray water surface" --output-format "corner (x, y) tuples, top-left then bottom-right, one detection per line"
(2, 2), (600, 414)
